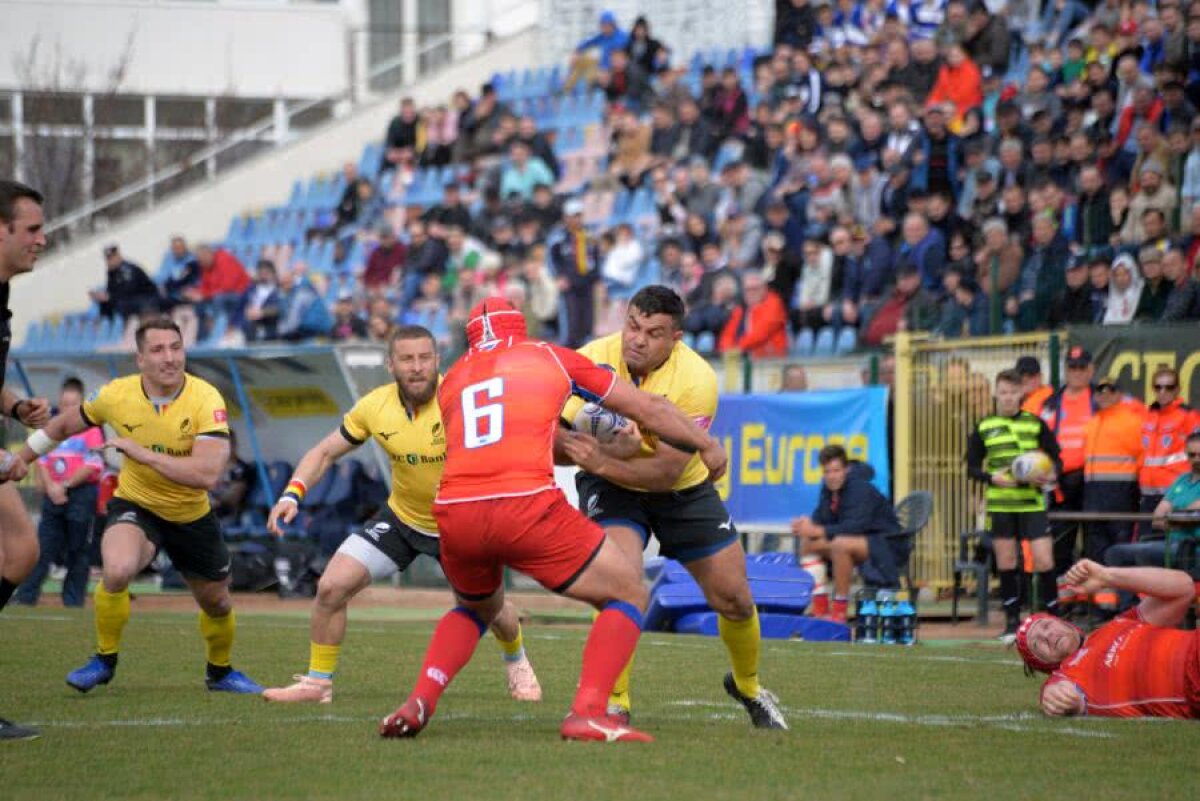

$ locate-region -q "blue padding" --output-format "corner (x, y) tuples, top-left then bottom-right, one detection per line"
(644, 556), (815, 631)
(673, 612), (851, 641)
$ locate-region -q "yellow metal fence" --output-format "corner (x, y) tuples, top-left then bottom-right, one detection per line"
(893, 331), (1056, 590)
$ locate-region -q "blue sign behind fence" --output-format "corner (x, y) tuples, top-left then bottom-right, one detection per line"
(710, 388), (890, 527)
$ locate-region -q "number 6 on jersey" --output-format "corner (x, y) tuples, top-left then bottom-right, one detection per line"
(462, 378), (504, 448)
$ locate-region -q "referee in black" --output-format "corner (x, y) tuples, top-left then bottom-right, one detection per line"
(966, 368), (1061, 642)
(0, 180), (53, 740)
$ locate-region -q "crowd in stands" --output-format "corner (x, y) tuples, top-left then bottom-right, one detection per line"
(56, 1), (1200, 361)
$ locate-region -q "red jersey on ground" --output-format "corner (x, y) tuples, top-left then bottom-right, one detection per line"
(435, 338), (617, 504)
(1044, 610), (1200, 718)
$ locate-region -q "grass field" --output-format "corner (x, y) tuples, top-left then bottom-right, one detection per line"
(2, 601), (1198, 801)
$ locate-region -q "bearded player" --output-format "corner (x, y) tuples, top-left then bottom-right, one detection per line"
(263, 325), (541, 703)
(379, 299), (727, 742)
(1017, 558), (1200, 718)
(558, 286), (787, 729)
(16, 318), (261, 695)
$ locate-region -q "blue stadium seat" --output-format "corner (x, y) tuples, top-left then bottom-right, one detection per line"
(792, 329), (814, 356)
(695, 332), (715, 353)
(835, 327), (857, 355)
(813, 326), (835, 357)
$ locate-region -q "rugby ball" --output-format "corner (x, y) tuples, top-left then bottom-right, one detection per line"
(1011, 450), (1054, 483)
(573, 403), (629, 443)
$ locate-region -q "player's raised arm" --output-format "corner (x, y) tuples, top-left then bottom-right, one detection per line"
(1064, 560), (1196, 627)
(268, 428), (359, 535)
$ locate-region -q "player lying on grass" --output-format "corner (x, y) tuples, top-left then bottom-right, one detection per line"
(379, 299), (727, 742)
(13, 318), (261, 695)
(263, 325), (541, 704)
(1017, 559), (1200, 718)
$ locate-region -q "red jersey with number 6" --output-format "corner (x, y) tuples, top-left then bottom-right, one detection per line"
(435, 339), (617, 504)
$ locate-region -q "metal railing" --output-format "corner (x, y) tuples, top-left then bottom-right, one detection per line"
(41, 13), (536, 243)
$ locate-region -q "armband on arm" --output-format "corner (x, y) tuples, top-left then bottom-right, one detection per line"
(279, 478), (307, 506)
(27, 430), (62, 458)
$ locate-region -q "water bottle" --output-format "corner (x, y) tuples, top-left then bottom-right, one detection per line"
(274, 555), (293, 595)
(856, 596), (878, 644)
(879, 592), (898, 644)
(896, 593), (917, 646)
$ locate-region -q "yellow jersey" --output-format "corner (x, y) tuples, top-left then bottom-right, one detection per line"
(82, 373), (230, 523)
(563, 332), (717, 493)
(340, 382), (444, 535)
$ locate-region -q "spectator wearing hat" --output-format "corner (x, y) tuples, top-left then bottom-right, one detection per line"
(574, 9), (629, 70)
(1135, 247), (1172, 321)
(1016, 356), (1053, 414)
(1046, 256), (1095, 329)
(1103, 253), (1144, 324)
(362, 225), (407, 293)
(1161, 246), (1200, 321)
(1082, 374), (1145, 570)
(89, 244), (161, 321)
(329, 291), (367, 342)
(546, 198), (601, 347)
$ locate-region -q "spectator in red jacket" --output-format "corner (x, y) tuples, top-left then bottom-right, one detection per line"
(925, 42), (983, 130)
(718, 270), (789, 357)
(183, 244), (251, 337)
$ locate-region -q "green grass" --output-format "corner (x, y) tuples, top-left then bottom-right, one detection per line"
(2, 604), (1198, 801)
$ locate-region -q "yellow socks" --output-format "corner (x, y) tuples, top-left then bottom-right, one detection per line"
(308, 642), (341, 679)
(495, 623), (526, 663)
(199, 610), (235, 668)
(94, 584), (130, 656)
(718, 607), (761, 699)
(608, 657), (633, 712)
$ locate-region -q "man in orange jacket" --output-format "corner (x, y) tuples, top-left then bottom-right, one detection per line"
(1017, 355), (1053, 414)
(718, 270), (789, 358)
(1138, 366), (1200, 537)
(1082, 375), (1145, 570)
(1033, 346), (1096, 575)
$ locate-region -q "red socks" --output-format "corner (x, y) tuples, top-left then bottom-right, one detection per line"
(410, 607), (487, 714)
(572, 601), (643, 717)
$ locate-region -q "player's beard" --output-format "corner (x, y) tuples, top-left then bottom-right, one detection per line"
(398, 375), (436, 408)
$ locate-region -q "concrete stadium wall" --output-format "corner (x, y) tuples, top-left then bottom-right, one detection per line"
(12, 27), (539, 342)
(0, 0), (354, 97)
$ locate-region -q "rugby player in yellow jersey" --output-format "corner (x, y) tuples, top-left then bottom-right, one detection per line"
(16, 318), (262, 694)
(262, 325), (541, 704)
(559, 286), (787, 729)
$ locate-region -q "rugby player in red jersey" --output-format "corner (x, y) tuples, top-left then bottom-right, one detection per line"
(1017, 559), (1200, 718)
(379, 299), (727, 742)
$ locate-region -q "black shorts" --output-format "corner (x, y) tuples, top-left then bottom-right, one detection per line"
(336, 506), (441, 579)
(105, 497), (230, 582)
(575, 473), (738, 563)
(989, 510), (1049, 540)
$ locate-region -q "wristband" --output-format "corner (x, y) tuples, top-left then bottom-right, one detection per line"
(285, 478), (308, 501)
(278, 492), (301, 506)
(27, 429), (62, 458)
(8, 399), (25, 420)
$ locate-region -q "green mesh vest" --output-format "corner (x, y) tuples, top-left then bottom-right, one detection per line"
(977, 412), (1046, 513)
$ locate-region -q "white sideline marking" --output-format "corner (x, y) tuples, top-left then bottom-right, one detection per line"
(667, 701), (1116, 739)
(826, 650), (1022, 667)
